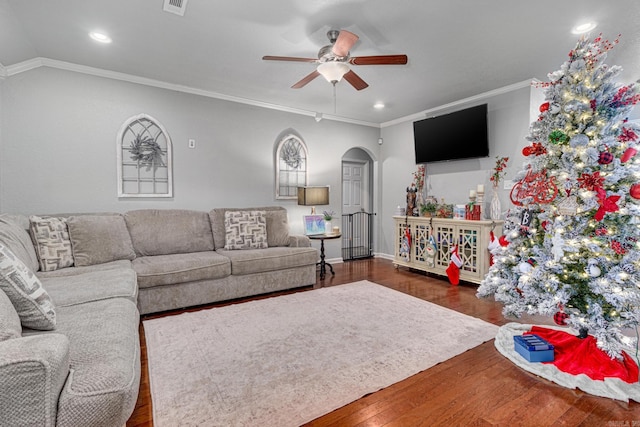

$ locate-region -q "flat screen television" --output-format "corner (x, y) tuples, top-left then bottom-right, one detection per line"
(413, 104), (489, 163)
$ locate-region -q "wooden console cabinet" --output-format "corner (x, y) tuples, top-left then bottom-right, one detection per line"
(393, 216), (503, 284)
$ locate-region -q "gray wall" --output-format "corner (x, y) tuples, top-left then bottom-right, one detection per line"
(378, 86), (531, 257)
(0, 67), (381, 258)
(0, 77), (3, 213)
(0, 67), (550, 261)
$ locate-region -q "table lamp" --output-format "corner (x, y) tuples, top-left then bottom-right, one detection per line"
(297, 186), (329, 214)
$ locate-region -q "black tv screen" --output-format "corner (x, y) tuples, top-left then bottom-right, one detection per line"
(413, 104), (489, 163)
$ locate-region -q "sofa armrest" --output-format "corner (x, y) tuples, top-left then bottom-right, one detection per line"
(288, 234), (311, 247)
(0, 334), (70, 427)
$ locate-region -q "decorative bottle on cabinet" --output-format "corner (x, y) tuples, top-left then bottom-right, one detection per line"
(490, 187), (501, 220)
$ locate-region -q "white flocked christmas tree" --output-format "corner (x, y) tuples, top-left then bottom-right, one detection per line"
(477, 34), (640, 359)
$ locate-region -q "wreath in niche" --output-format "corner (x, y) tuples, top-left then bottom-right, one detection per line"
(281, 137), (303, 169)
(128, 134), (165, 171)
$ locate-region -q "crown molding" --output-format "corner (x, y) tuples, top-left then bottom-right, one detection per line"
(4, 57), (379, 128)
(4, 57), (42, 75)
(380, 79), (534, 128)
(3, 56), (530, 129)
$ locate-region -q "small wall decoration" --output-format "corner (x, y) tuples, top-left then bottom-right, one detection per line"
(117, 114), (173, 198)
(275, 133), (308, 199)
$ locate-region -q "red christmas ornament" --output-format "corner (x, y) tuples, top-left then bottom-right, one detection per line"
(630, 183), (640, 199)
(611, 240), (627, 255)
(577, 171), (604, 191)
(622, 147), (638, 163)
(522, 142), (546, 157)
(539, 102), (550, 113)
(510, 168), (558, 206)
(618, 127), (638, 142)
(598, 151), (614, 165)
(554, 309), (569, 326)
(595, 188), (621, 221)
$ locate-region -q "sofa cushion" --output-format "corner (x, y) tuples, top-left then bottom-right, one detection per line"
(0, 214), (40, 272)
(125, 209), (214, 256)
(0, 288), (21, 341)
(40, 268), (138, 307)
(29, 216), (74, 272)
(224, 210), (268, 250)
(0, 244), (56, 330)
(210, 206), (289, 250)
(67, 215), (136, 266)
(133, 252), (231, 288)
(216, 246), (318, 275)
(266, 210), (290, 247)
(23, 298), (140, 427)
(36, 259), (132, 279)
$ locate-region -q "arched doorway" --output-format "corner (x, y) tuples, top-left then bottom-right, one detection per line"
(342, 148), (374, 260)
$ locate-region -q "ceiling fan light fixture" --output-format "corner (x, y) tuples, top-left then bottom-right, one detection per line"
(317, 62), (350, 84)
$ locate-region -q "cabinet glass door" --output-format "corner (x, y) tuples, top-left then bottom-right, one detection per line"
(458, 226), (479, 274)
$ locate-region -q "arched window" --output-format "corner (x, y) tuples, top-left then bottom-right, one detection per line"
(275, 134), (308, 199)
(117, 114), (173, 197)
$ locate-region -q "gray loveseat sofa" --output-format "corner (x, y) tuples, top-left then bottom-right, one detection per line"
(0, 207), (317, 426)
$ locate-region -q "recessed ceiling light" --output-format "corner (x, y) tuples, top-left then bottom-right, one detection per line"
(373, 102), (385, 109)
(571, 22), (597, 34)
(89, 31), (112, 44)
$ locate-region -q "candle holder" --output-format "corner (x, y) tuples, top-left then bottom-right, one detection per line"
(476, 188), (485, 219)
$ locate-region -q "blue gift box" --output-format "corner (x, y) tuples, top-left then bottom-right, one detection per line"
(513, 334), (554, 362)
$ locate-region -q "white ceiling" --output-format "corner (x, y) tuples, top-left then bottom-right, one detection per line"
(1, 0), (640, 126)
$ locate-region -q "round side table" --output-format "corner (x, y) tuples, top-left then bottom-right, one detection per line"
(308, 233), (341, 279)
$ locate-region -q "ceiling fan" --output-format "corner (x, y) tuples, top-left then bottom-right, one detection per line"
(262, 29), (408, 91)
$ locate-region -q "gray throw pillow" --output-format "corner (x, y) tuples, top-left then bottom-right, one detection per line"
(29, 216), (74, 271)
(0, 215), (40, 272)
(67, 215), (136, 266)
(266, 210), (290, 247)
(224, 211), (268, 250)
(0, 288), (22, 340)
(0, 244), (56, 330)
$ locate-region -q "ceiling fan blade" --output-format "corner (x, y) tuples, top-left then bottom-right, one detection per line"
(292, 70), (321, 89)
(349, 55), (408, 66)
(343, 70), (369, 91)
(332, 30), (359, 57)
(262, 55), (317, 63)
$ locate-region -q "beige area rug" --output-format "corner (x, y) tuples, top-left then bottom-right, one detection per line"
(144, 280), (499, 426)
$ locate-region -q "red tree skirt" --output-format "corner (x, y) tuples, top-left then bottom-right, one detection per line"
(527, 326), (639, 383)
(495, 323), (640, 402)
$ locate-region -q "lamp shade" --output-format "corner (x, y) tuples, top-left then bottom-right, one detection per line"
(297, 186), (330, 206)
(317, 62), (350, 83)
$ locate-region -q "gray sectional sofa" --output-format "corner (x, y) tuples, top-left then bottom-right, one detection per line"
(0, 207), (318, 426)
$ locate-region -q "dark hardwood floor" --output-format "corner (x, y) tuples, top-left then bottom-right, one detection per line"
(126, 258), (640, 426)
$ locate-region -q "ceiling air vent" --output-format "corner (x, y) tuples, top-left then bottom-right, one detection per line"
(163, 0), (188, 16)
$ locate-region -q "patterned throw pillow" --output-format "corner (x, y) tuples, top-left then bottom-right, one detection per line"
(224, 210), (268, 250)
(29, 215), (74, 271)
(0, 244), (56, 330)
(0, 288), (21, 341)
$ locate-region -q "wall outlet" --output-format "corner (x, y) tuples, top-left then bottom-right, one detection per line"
(188, 139), (196, 149)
